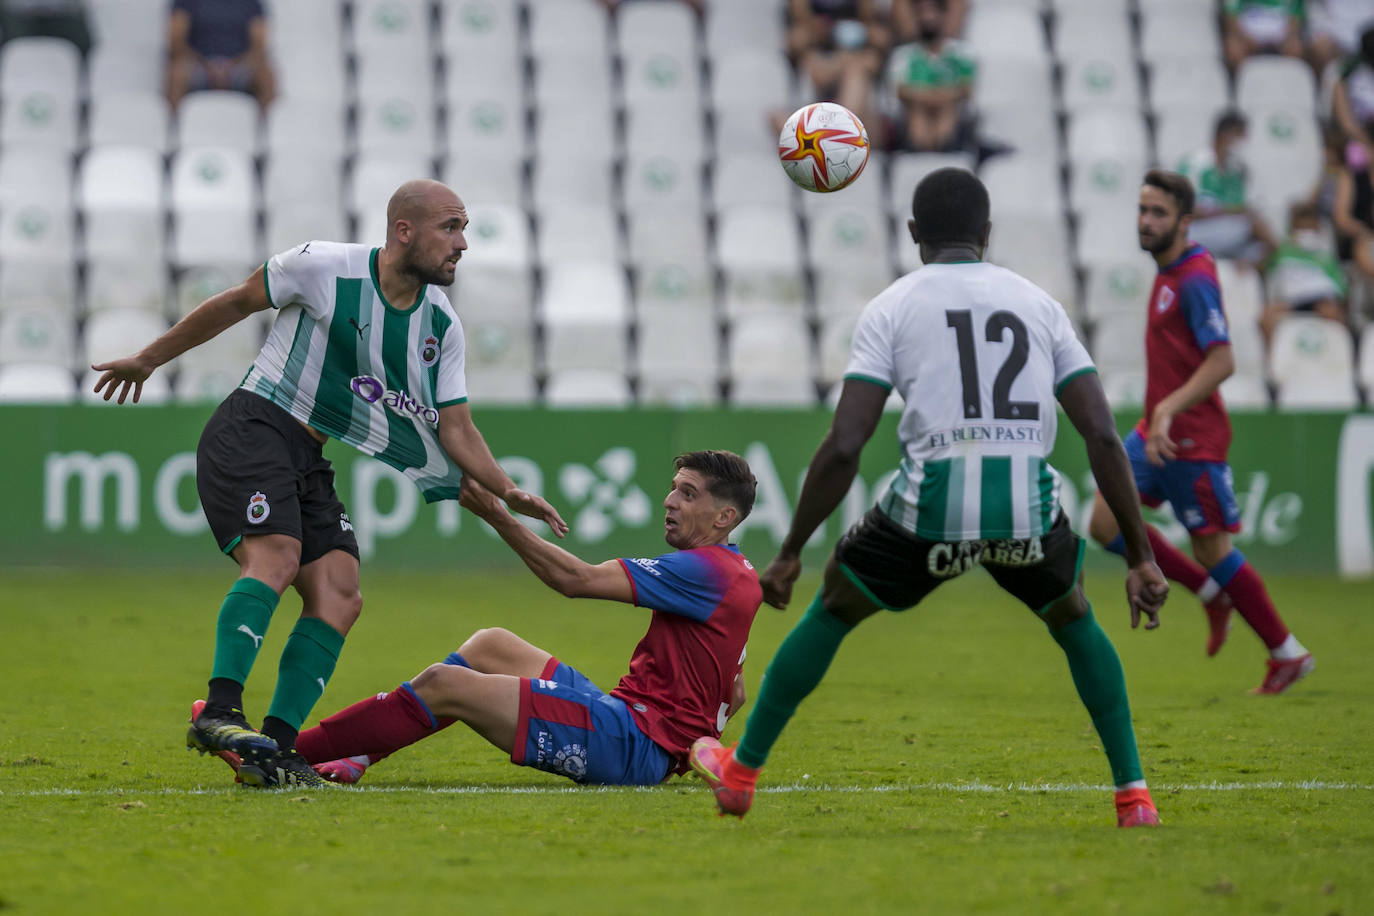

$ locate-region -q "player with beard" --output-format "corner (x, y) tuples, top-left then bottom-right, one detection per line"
(92, 179), (568, 787)
(1087, 169), (1313, 693)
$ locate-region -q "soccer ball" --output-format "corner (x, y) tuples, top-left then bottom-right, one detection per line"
(777, 102), (870, 193)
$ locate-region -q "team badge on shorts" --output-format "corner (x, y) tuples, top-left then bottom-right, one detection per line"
(419, 334), (439, 367)
(554, 743), (588, 779)
(246, 491), (271, 524)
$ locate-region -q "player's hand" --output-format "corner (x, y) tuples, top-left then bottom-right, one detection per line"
(503, 488), (570, 538)
(1144, 409), (1177, 466)
(1126, 561), (1169, 630)
(89, 356), (155, 404)
(760, 552), (802, 610)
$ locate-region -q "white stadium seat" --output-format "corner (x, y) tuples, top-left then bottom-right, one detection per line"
(966, 5), (1049, 65)
(1220, 373), (1271, 409)
(1082, 256), (1155, 321)
(544, 368), (632, 407)
(712, 153), (796, 211)
(1, 85), (79, 152)
(78, 146), (165, 217)
(1268, 315), (1355, 386)
(175, 91), (261, 154)
(0, 308), (76, 368)
(1148, 57), (1229, 117)
(1059, 54), (1143, 115)
(715, 205), (805, 315)
(540, 259), (631, 373)
(531, 153), (616, 210)
(704, 0), (785, 57)
(461, 203), (531, 272)
(87, 91), (172, 151)
(464, 368), (537, 405)
(528, 0), (610, 59)
(730, 374), (817, 407)
(81, 309), (170, 370)
(636, 304), (719, 377)
(84, 259), (168, 317)
(0, 363), (77, 403)
(623, 149), (706, 214)
(0, 37), (80, 100)
(169, 147), (255, 216)
(536, 204), (621, 265)
(1236, 57), (1317, 113)
(1090, 311), (1146, 373)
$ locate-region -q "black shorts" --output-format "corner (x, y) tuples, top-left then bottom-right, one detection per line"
(834, 507), (1085, 614)
(196, 389), (359, 565)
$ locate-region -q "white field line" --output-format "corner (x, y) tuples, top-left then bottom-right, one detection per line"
(3, 780), (1371, 799)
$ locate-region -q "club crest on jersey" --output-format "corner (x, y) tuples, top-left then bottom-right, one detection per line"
(350, 374), (439, 427)
(246, 491), (270, 524)
(1155, 286), (1175, 313)
(419, 334), (439, 367)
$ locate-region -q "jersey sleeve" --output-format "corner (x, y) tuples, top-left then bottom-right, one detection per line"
(263, 242), (323, 315)
(435, 315), (468, 407)
(843, 302), (895, 390)
(616, 551), (727, 623)
(1178, 271), (1230, 351)
(1048, 301), (1096, 391)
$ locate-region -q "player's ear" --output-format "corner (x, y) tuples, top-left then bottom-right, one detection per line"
(979, 221), (991, 251)
(715, 502), (739, 531)
(907, 218), (919, 246)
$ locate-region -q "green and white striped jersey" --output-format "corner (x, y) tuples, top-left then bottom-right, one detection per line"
(242, 241), (468, 503)
(845, 261), (1095, 542)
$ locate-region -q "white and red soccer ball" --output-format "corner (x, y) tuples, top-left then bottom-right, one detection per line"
(777, 101), (870, 193)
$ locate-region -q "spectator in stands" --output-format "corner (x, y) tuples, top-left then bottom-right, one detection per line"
(1223, 0), (1305, 73)
(165, 0), (276, 111)
(1306, 0), (1374, 78)
(887, 0), (976, 153)
(783, 0), (890, 142)
(1331, 134), (1374, 282)
(1331, 26), (1374, 159)
(1177, 110), (1280, 266)
(1260, 200), (1349, 348)
(1307, 122), (1349, 225)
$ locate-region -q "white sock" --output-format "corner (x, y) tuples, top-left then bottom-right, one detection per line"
(1115, 779), (1148, 792)
(1271, 634), (1307, 660)
(1196, 577), (1222, 603)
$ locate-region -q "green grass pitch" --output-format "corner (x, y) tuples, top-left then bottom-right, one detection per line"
(1, 567), (1370, 915)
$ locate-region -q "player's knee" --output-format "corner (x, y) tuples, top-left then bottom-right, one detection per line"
(1041, 587), (1089, 630)
(1087, 509), (1117, 547)
(458, 627), (513, 670)
(410, 662), (472, 715)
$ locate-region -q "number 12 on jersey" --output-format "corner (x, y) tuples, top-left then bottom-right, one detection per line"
(945, 309), (1039, 422)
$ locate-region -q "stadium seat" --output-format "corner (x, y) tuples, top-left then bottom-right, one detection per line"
(462, 315), (536, 373)
(1138, 4), (1222, 61)
(973, 56), (1055, 116)
(708, 49), (794, 123)
(979, 154), (1063, 220)
(626, 211), (710, 268)
(965, 5), (1050, 65)
(172, 207), (259, 268)
(82, 309), (170, 370)
(447, 262), (534, 325)
(730, 374), (818, 407)
(625, 103), (709, 164)
(1276, 376), (1360, 409)
(78, 147), (166, 223)
(622, 149), (706, 213)
(444, 150), (524, 208)
(986, 215), (1078, 313)
(0, 308), (76, 368)
(174, 264), (252, 319)
(1089, 311), (1146, 373)
(712, 153), (796, 211)
(1, 146), (72, 213)
(1147, 57), (1230, 119)
(531, 92), (617, 165)
(1220, 373), (1271, 409)
(79, 366), (172, 405)
(1066, 110), (1151, 217)
(463, 367), (538, 405)
(636, 304), (720, 378)
(1245, 107), (1323, 234)
(711, 104), (782, 162)
(273, 39), (347, 110)
(540, 260), (631, 373)
(0, 363), (77, 403)
(544, 368), (632, 407)
(440, 0), (521, 63)
(0, 260), (76, 314)
(1155, 104), (1225, 172)
(622, 47), (702, 112)
(461, 203), (532, 272)
(715, 205), (805, 315)
(530, 152), (616, 210)
(536, 204), (621, 265)
(355, 92), (440, 158)
(0, 198), (74, 265)
(531, 48), (614, 119)
(703, 0), (785, 57)
(528, 0), (610, 60)
(1059, 54), (1144, 115)
(633, 261), (715, 315)
(352, 0), (433, 56)
(817, 313), (858, 386)
(805, 202), (890, 279)
(87, 91), (172, 151)
(265, 99), (347, 157)
(618, 0), (696, 61)
(727, 309), (813, 383)
(87, 41), (162, 97)
(814, 264), (891, 320)
(1099, 370), (1146, 408)
(1082, 256), (1155, 321)
(349, 151), (436, 221)
(1, 84), (79, 152)
(1053, 10), (1133, 62)
(638, 372), (721, 407)
(265, 206), (347, 259)
(1073, 204), (1142, 268)
(169, 147), (255, 216)
(1268, 315), (1356, 387)
(0, 37), (80, 100)
(1360, 324), (1374, 393)
(84, 258), (169, 317)
(444, 91), (526, 162)
(175, 91), (261, 154)
(263, 150), (345, 218)
(1236, 57), (1317, 113)
(975, 104), (1059, 166)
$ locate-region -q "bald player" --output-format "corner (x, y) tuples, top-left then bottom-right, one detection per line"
(93, 179), (568, 788)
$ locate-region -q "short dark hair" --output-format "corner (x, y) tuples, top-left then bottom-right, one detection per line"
(1214, 109), (1247, 139)
(674, 450), (756, 522)
(911, 167), (989, 246)
(1142, 168), (1195, 217)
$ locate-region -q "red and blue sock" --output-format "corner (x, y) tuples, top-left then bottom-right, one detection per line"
(1207, 549), (1301, 654)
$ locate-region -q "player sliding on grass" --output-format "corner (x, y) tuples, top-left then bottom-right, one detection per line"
(94, 179), (567, 788)
(277, 450), (761, 787)
(691, 168), (1170, 827)
(1088, 169), (1313, 695)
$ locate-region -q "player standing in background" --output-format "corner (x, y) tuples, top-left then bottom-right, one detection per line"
(217, 451), (760, 788)
(91, 179), (567, 787)
(691, 168), (1169, 827)
(1088, 169), (1313, 694)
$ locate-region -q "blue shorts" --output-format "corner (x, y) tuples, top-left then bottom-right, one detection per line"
(1124, 429), (1241, 535)
(511, 659), (674, 786)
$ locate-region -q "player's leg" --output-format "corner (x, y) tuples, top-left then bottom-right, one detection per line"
(449, 627), (554, 677)
(694, 508), (927, 818)
(1189, 529), (1314, 694)
(1091, 431), (1233, 655)
(989, 517), (1158, 827)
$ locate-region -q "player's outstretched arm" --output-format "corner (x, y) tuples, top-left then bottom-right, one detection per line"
(459, 477), (628, 601)
(1058, 372), (1169, 628)
(439, 404), (569, 538)
(760, 378), (887, 609)
(89, 264), (272, 404)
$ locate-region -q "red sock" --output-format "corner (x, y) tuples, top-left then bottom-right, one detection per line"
(1221, 562), (1290, 650)
(296, 684), (456, 764)
(1145, 525), (1208, 593)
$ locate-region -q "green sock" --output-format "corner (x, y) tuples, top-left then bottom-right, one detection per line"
(210, 577), (280, 686)
(736, 592), (853, 769)
(1049, 609), (1143, 786)
(265, 617), (346, 732)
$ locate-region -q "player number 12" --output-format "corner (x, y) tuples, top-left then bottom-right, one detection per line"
(945, 309), (1040, 421)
